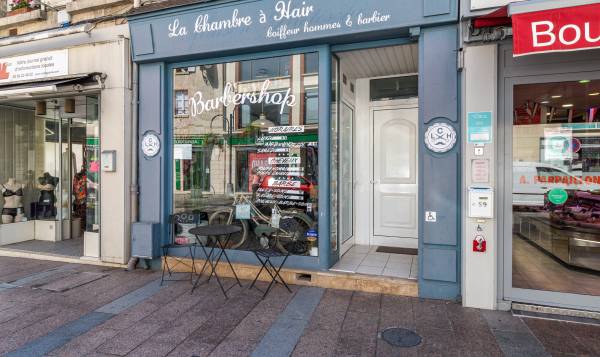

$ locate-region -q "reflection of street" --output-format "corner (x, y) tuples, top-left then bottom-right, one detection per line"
(513, 235), (600, 296)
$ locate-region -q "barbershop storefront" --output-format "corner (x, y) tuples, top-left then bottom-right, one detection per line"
(129, 0), (461, 299)
(463, 1), (600, 312)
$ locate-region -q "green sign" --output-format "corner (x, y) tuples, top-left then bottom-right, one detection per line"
(547, 188), (568, 205)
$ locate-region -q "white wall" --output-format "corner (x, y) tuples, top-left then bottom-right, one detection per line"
(462, 44), (498, 310)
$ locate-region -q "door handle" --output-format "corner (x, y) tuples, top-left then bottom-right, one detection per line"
(540, 186), (548, 190)
(370, 180), (380, 184)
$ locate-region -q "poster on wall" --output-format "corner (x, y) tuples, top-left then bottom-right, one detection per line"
(0, 50), (69, 84)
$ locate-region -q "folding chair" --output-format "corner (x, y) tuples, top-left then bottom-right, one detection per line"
(160, 211), (208, 285)
(249, 248), (292, 298)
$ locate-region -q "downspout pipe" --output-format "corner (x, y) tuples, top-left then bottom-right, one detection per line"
(127, 61), (140, 271)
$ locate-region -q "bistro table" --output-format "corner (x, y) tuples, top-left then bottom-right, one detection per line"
(190, 224), (243, 297)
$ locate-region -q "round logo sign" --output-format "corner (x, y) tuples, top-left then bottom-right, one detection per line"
(141, 131), (161, 158)
(547, 188), (568, 205)
(425, 123), (457, 153)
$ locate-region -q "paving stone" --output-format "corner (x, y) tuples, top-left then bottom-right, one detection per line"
(412, 299), (453, 331)
(492, 330), (550, 357)
(95, 321), (162, 356)
(47, 326), (120, 357)
(481, 310), (530, 333)
(346, 291), (381, 315)
(335, 310), (379, 356)
(524, 318), (594, 356)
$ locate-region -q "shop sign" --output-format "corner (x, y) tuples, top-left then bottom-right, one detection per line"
(547, 188), (568, 205)
(0, 50), (68, 84)
(424, 123), (457, 153)
(189, 79), (296, 117)
(141, 131), (161, 158)
(467, 111), (492, 144)
(512, 3), (600, 57)
(174, 144), (192, 160)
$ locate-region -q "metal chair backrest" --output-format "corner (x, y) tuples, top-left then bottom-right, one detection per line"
(169, 211), (207, 245)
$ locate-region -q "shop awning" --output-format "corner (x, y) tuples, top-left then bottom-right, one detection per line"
(0, 73), (102, 100)
(472, 6), (511, 29)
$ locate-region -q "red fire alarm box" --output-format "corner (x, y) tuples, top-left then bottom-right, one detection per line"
(473, 235), (486, 252)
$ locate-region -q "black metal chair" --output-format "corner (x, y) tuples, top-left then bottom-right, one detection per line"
(160, 211), (208, 285)
(249, 247), (292, 299)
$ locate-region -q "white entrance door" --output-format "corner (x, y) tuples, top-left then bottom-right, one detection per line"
(371, 105), (418, 247)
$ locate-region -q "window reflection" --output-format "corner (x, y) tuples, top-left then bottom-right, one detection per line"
(173, 53), (319, 256)
(512, 79), (600, 296)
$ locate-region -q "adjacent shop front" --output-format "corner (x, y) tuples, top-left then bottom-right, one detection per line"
(129, 0), (461, 299)
(0, 25), (134, 265)
(462, 0), (600, 312)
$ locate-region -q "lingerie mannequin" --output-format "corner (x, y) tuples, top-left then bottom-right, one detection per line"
(36, 172), (59, 219)
(1, 178), (25, 224)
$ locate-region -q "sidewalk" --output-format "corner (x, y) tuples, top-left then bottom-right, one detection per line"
(0, 256), (598, 356)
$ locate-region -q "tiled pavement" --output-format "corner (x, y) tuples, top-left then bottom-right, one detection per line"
(1, 257), (599, 356)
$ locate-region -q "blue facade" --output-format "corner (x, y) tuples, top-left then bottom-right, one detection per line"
(128, 0), (461, 300)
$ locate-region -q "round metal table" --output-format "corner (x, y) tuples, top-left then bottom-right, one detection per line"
(190, 224), (243, 297)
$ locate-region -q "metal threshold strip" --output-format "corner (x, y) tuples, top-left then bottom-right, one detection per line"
(0, 72), (105, 101)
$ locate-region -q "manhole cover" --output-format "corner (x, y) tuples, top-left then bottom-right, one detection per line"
(380, 327), (422, 347)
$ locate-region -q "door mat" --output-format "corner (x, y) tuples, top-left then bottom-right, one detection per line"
(36, 271), (108, 292)
(376, 246), (418, 255)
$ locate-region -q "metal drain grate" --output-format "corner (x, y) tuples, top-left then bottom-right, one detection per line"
(380, 327), (422, 347)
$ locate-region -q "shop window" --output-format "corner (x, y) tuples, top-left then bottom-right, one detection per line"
(174, 90), (189, 116)
(370, 75), (418, 101)
(0, 96), (100, 250)
(512, 78), (600, 297)
(304, 53), (319, 74)
(173, 52), (319, 257)
(303, 88), (318, 125)
(240, 56), (291, 81)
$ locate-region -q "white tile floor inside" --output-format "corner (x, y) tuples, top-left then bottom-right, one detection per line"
(330, 245), (418, 280)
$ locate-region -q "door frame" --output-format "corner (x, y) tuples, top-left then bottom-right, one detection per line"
(500, 71), (600, 312)
(340, 100), (356, 255)
(369, 98), (419, 248)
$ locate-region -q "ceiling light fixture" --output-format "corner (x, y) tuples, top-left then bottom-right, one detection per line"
(589, 92), (600, 96)
(541, 100), (550, 104)
(562, 104), (573, 108)
(579, 80), (591, 84)
(551, 95), (562, 98)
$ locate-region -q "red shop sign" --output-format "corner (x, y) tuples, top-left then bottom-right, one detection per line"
(512, 3), (600, 57)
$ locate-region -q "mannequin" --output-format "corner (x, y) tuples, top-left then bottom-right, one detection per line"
(36, 172), (59, 219)
(1, 178), (25, 224)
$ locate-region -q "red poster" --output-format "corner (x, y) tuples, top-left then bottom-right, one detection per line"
(247, 152), (275, 192)
(512, 3), (600, 57)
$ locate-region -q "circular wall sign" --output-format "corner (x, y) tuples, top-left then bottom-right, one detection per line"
(141, 131), (161, 158)
(424, 123), (457, 153)
(547, 188), (568, 205)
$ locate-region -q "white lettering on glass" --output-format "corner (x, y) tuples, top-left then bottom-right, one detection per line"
(189, 79), (296, 117)
(532, 21), (555, 47)
(273, 1), (314, 21)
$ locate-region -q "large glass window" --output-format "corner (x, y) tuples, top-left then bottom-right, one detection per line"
(512, 79), (600, 297)
(0, 96), (100, 254)
(173, 53), (319, 256)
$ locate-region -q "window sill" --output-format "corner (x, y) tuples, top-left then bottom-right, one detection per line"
(0, 9), (46, 30)
(66, 0), (130, 14)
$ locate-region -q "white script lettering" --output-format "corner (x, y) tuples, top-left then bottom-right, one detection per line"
(194, 8), (252, 33)
(189, 80), (296, 117)
(168, 19), (187, 38)
(274, 0), (314, 21)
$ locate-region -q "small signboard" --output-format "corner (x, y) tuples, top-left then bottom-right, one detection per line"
(471, 159), (490, 183)
(467, 111), (492, 144)
(0, 50), (69, 84)
(468, 186), (494, 218)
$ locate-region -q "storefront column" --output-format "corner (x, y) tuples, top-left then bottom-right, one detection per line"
(137, 63), (168, 242)
(462, 44), (498, 310)
(418, 25), (461, 300)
